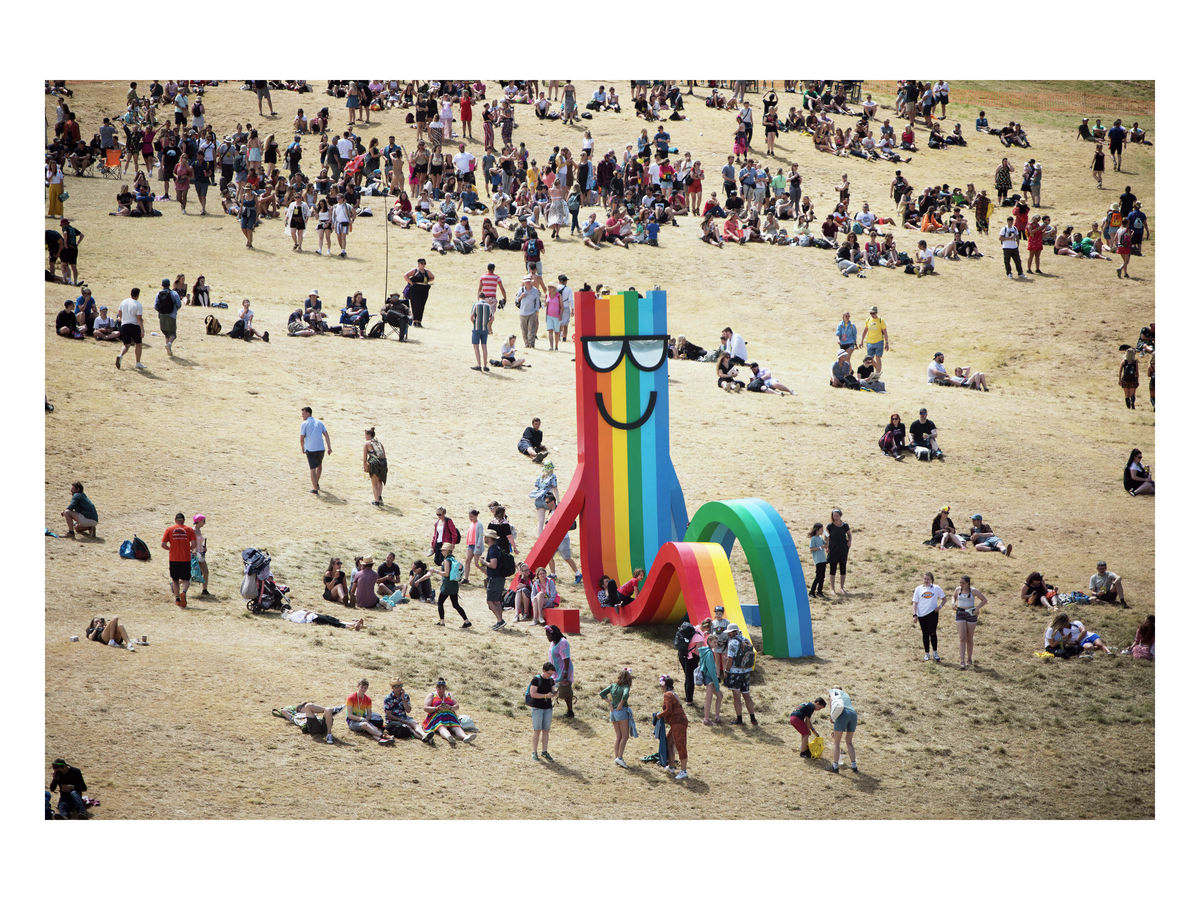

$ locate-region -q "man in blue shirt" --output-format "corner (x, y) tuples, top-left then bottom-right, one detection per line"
(1126, 201), (1148, 250)
(654, 125), (670, 156)
(1108, 119), (1127, 171)
(299, 406), (333, 494)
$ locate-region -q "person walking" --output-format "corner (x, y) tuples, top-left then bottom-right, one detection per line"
(154, 277), (182, 356)
(912, 571), (947, 662)
(362, 427), (387, 506)
(161, 512), (197, 608)
(331, 193), (355, 257)
(300, 406), (332, 494)
(116, 287), (146, 370)
(858, 306), (889, 373)
(952, 575), (989, 669)
(434, 543), (471, 627)
(527, 662), (558, 761)
(600, 668), (636, 768)
(827, 687), (859, 774)
(826, 508), (852, 594)
(403, 259), (434, 327)
(999, 216), (1025, 279)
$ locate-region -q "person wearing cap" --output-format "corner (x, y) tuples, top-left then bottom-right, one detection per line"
(858, 307), (888, 373)
(1088, 561), (1127, 607)
(384, 678), (431, 741)
(968, 515), (1013, 556)
(909, 409), (943, 460)
(353, 556), (380, 609)
(452, 215), (476, 253)
(723, 623), (758, 725)
(93, 304), (119, 341)
(479, 529), (508, 628)
(346, 679), (394, 744)
(161, 512), (197, 608)
(49, 758), (88, 818)
(191, 514), (210, 596)
(927, 352), (954, 386)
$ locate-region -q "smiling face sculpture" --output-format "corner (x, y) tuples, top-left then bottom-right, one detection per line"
(524, 289), (814, 658)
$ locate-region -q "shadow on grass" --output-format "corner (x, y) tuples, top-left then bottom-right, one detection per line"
(723, 726), (787, 747)
(317, 491), (348, 505)
(135, 368), (166, 380)
(541, 759), (591, 783)
(558, 716), (597, 737)
(168, 355), (200, 367)
(771, 654), (833, 669)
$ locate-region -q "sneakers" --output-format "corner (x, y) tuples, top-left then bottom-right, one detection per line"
(135, 362), (147, 370)
(329, 705), (345, 716)
(799, 749), (811, 758)
(829, 763), (840, 773)
(923, 653), (930, 662)
(325, 733), (335, 744)
(574, 573), (583, 585)
(851, 764), (858, 773)
(532, 751), (540, 761)
(540, 750), (553, 761)
(749, 714), (758, 726)
(463, 733), (476, 743)
(932, 652), (941, 662)
(378, 735), (394, 744)
(675, 770), (689, 780)
(615, 757), (628, 769)
(734, 716), (743, 725)
(461, 621), (472, 628)
(115, 355), (121, 369)
(175, 597), (187, 608)
(108, 639), (119, 647)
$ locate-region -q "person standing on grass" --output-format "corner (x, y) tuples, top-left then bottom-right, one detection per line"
(658, 675), (690, 780)
(600, 668), (636, 769)
(430, 508), (459, 566)
(116, 287), (146, 370)
(1119, 348), (1139, 409)
(1115, 218), (1133, 278)
(469, 292), (493, 372)
(999, 216), (1025, 279)
(547, 625), (575, 717)
(192, 514), (210, 597)
(162, 512), (197, 608)
(462, 509), (484, 585)
(527, 662), (558, 761)
(300, 406), (332, 495)
(154, 278), (182, 357)
(858, 306), (889, 373)
(952, 575), (989, 669)
(1108, 119), (1126, 171)
(477, 262), (506, 321)
(808, 523), (828, 598)
(479, 530), (507, 629)
(912, 572), (947, 662)
(723, 624), (758, 725)
(362, 427), (386, 507)
(826, 508), (852, 595)
(789, 697), (826, 757)
(827, 687), (858, 774)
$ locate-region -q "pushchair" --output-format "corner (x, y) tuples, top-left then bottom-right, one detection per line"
(241, 547), (291, 613)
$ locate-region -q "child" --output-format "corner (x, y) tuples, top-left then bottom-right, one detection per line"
(613, 568), (645, 607)
(658, 675), (689, 780)
(710, 605), (731, 677)
(497, 334), (527, 368)
(544, 287), (561, 351)
(462, 509), (483, 584)
(808, 523), (827, 597)
(789, 697), (827, 756)
(193, 514), (210, 597)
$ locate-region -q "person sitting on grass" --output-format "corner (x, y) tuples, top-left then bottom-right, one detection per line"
(747, 362), (796, 395)
(1124, 449), (1154, 496)
(56, 300), (84, 338)
(1046, 612), (1113, 657)
(93, 306), (121, 341)
(1123, 614), (1154, 660)
(879, 414), (906, 460)
(497, 335), (528, 369)
(1021, 571), (1057, 608)
(405, 560), (435, 603)
(422, 678), (476, 746)
(967, 514), (1014, 556)
(345, 678), (394, 744)
(1088, 560), (1128, 607)
(384, 677), (432, 742)
(830, 350), (859, 389)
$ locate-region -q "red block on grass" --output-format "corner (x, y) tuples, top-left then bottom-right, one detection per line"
(544, 607), (580, 634)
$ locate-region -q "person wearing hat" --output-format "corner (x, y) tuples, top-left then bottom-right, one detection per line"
(829, 349), (857, 389)
(93, 304), (120, 341)
(1088, 561), (1127, 607)
(159, 512), (197, 607)
(478, 529), (508, 628)
(353, 556), (379, 609)
(858, 306), (888, 373)
(49, 758), (88, 818)
(192, 514), (210, 596)
(723, 623), (758, 725)
(968, 515), (1013, 556)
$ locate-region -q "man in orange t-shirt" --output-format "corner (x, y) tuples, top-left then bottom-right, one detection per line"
(161, 512), (197, 608)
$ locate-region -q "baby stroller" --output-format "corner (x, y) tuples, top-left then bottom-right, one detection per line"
(241, 547), (290, 613)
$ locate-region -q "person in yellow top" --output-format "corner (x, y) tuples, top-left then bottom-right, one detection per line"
(858, 306), (889, 373)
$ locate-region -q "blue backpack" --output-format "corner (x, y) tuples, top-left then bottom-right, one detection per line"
(446, 555), (464, 583)
(120, 535), (151, 560)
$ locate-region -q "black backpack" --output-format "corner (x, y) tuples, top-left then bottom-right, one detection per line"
(368, 321), (385, 339)
(673, 621), (695, 652)
(1121, 359), (1137, 382)
(228, 318), (246, 339)
(131, 535), (151, 561)
(498, 549), (517, 578)
(733, 635), (756, 671)
(155, 289), (176, 314)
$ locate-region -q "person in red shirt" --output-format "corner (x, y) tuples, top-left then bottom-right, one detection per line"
(161, 512), (197, 607)
(613, 568), (645, 608)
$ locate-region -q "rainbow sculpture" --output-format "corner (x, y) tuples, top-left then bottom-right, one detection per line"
(525, 289), (814, 657)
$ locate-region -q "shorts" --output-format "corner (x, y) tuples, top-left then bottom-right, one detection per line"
(832, 709), (857, 733)
(609, 707), (632, 723)
(865, 341), (884, 359)
(789, 715), (812, 736)
(471, 328), (488, 345)
(256, 87), (271, 101)
(530, 706), (552, 731)
(556, 680), (574, 704)
(486, 577), (504, 606)
(175, 111), (187, 125)
(70, 514), (99, 529)
(978, 536), (1002, 551)
(334, 221), (350, 235)
(517, 439), (534, 454)
(955, 609), (979, 624)
(169, 560), (191, 582)
(159, 315), (177, 338)
(120, 323), (142, 345)
(60, 247), (79, 265)
(545, 315), (560, 330)
(724, 671), (751, 693)
(305, 449), (325, 470)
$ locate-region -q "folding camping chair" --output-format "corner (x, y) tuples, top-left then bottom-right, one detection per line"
(98, 148), (123, 179)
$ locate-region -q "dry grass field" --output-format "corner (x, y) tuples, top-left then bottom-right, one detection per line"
(44, 79), (1154, 819)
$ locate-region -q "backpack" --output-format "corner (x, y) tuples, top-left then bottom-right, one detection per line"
(673, 621), (695, 653)
(1121, 359), (1137, 382)
(498, 549), (517, 578)
(155, 289), (176, 314)
(192, 100), (203, 116)
(368, 321), (386, 339)
(228, 318), (246, 339)
(131, 535), (151, 560)
(446, 555), (464, 583)
(1108, 210), (1123, 228)
(733, 635), (756, 671)
(205, 315), (221, 335)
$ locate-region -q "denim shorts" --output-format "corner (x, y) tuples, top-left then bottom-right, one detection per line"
(833, 709), (857, 733)
(865, 341), (884, 359)
(471, 328), (488, 345)
(609, 707), (632, 723)
(531, 706), (552, 731)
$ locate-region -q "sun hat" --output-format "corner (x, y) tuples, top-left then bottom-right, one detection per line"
(309, 288), (319, 296)
(542, 461), (555, 471)
(361, 555), (374, 566)
(440, 542), (453, 552)
(726, 623), (740, 634)
(869, 305), (878, 313)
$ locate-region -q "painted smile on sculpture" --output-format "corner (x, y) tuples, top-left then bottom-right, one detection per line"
(583, 335), (668, 431)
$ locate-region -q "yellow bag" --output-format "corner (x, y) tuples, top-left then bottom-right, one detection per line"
(808, 735), (825, 759)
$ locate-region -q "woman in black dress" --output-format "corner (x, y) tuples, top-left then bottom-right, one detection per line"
(826, 509), (852, 595)
(1092, 142), (1105, 188)
(404, 258), (435, 327)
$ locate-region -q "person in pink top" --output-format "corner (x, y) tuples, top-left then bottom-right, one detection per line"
(462, 509), (484, 585)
